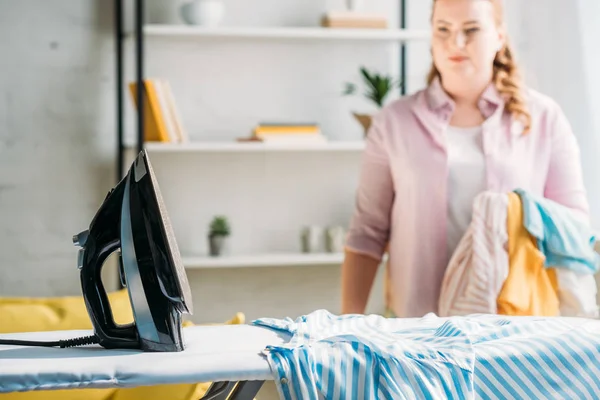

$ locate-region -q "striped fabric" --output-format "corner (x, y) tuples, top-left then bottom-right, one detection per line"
(253, 310), (600, 400)
(438, 191), (510, 317)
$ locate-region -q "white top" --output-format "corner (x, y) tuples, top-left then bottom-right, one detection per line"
(446, 124), (486, 257)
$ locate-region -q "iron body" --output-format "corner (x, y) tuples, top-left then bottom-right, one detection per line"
(73, 150), (193, 352)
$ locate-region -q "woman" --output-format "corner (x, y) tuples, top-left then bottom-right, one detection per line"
(341, 0), (590, 318)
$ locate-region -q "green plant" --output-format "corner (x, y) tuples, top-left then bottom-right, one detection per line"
(209, 215), (230, 237)
(343, 67), (402, 108)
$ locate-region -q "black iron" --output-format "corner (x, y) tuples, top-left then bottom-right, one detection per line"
(73, 150), (193, 352)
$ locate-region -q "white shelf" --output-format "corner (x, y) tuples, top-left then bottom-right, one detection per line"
(182, 252), (345, 269)
(126, 141), (366, 153)
(142, 24), (430, 42)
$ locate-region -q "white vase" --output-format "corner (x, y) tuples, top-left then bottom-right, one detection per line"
(181, 0), (225, 27)
(325, 226), (346, 253)
(346, 0), (364, 11)
(301, 226), (324, 253)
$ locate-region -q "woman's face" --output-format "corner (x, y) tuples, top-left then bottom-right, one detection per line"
(431, 0), (504, 88)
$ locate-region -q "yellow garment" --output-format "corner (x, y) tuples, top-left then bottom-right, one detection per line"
(0, 289), (245, 400)
(497, 192), (559, 316)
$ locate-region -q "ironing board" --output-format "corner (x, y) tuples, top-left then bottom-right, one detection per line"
(0, 324), (289, 399)
(4, 316), (600, 399)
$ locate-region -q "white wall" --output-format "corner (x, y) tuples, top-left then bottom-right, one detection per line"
(0, 0), (118, 296)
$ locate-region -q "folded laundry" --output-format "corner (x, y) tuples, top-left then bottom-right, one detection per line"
(439, 189), (599, 319)
(253, 310), (600, 400)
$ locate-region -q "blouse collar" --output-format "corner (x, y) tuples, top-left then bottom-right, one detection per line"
(425, 76), (505, 120)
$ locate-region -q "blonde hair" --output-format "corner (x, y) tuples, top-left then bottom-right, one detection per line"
(426, 0), (531, 134)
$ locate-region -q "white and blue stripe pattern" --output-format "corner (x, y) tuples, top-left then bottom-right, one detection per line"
(253, 310), (600, 399)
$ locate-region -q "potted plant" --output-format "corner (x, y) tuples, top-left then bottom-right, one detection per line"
(208, 215), (230, 256)
(343, 67), (402, 136)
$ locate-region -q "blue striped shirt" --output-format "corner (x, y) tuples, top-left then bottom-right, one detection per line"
(252, 310), (600, 399)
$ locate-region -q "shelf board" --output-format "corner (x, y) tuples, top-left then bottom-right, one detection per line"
(182, 252), (345, 269)
(142, 24), (430, 42)
(126, 141), (366, 153)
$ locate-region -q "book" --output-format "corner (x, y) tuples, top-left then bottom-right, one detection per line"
(254, 126), (321, 137)
(235, 122), (326, 144)
(129, 80), (170, 142)
(238, 134), (328, 144)
(321, 11), (388, 29)
(161, 80), (188, 143)
(152, 80), (179, 143)
(128, 79), (187, 143)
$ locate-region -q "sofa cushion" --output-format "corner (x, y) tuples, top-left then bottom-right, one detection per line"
(0, 289), (134, 333)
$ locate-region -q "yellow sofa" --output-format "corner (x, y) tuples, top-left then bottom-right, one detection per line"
(0, 289), (245, 400)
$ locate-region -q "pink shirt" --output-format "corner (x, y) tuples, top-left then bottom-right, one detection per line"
(345, 77), (590, 318)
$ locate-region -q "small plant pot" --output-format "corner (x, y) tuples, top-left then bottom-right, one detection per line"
(353, 112), (373, 137)
(208, 234), (227, 257)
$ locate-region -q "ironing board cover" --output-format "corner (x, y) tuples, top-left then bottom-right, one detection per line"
(2, 316), (600, 394)
(0, 324), (288, 393)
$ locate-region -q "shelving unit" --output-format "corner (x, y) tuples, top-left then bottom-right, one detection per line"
(113, 0), (417, 271)
(141, 24), (429, 42)
(114, 0), (420, 180)
(182, 252), (389, 270)
(127, 140), (366, 153)
(182, 252), (345, 269)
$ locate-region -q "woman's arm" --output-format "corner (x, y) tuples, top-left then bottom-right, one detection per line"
(341, 118), (395, 314)
(543, 102), (590, 219)
(341, 250), (381, 314)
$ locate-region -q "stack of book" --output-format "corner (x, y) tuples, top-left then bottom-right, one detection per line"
(128, 79), (188, 143)
(238, 123), (327, 145)
(321, 11), (388, 29)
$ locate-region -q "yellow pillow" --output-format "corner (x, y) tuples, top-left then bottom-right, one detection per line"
(0, 290), (245, 400)
(0, 289), (134, 333)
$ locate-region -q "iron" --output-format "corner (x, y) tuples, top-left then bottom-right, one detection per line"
(73, 150), (193, 352)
